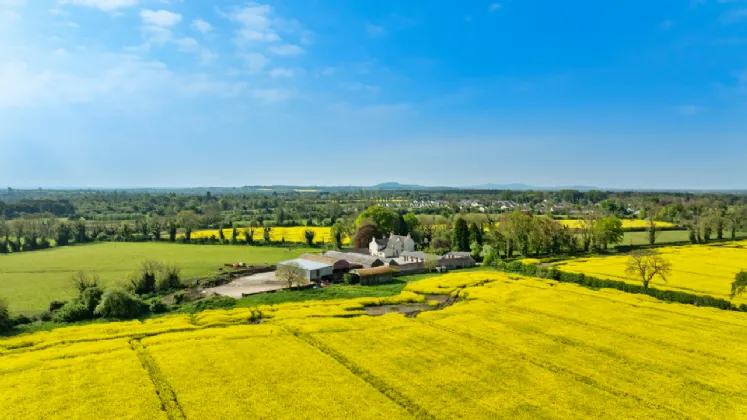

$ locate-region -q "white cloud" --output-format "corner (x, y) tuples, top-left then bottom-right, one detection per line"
(488, 3), (501, 12)
(679, 105), (701, 115)
(242, 52), (267, 73)
(252, 88), (290, 103)
(339, 82), (380, 94)
(140, 9), (181, 27)
(58, 0), (139, 12)
(268, 67), (302, 78)
(365, 23), (386, 37)
(225, 3), (280, 43)
(267, 44), (304, 56)
(176, 37), (217, 65)
(175, 37), (198, 51)
(191, 18), (213, 34)
(48, 8), (70, 16)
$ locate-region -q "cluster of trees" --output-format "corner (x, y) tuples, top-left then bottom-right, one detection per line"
(653, 202), (747, 244)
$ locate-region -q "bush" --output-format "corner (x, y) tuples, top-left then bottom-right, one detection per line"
(156, 264), (182, 292)
(504, 261), (524, 273)
(148, 299), (169, 314)
(11, 313), (33, 326)
(48, 300), (68, 313)
(52, 301), (92, 323)
(78, 286), (103, 313)
(94, 289), (147, 319)
(0, 299), (11, 332)
(129, 260), (162, 295)
(38, 311), (53, 322)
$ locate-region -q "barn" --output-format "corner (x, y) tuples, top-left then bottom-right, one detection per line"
(352, 266), (395, 285)
(277, 258), (334, 281)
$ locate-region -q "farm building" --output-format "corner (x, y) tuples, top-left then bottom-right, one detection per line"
(300, 254), (361, 281)
(352, 266), (395, 285)
(369, 233), (416, 258)
(324, 251), (385, 268)
(401, 251), (433, 263)
(277, 258), (334, 281)
(441, 253), (476, 268)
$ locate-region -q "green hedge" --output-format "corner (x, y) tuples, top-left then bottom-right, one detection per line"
(500, 261), (739, 312)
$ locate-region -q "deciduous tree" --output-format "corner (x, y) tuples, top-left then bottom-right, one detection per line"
(625, 250), (672, 290)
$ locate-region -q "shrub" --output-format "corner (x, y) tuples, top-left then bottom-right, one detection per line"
(148, 298), (169, 314)
(129, 260), (162, 295)
(181, 296), (236, 313)
(80, 286), (104, 313)
(52, 301), (92, 323)
(156, 264), (182, 292)
(71, 271), (100, 294)
(0, 299), (11, 332)
(504, 261), (524, 273)
(38, 311), (53, 322)
(94, 289), (147, 319)
(11, 313), (33, 326)
(48, 300), (67, 312)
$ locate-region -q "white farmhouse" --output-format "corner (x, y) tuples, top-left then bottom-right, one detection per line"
(369, 233), (416, 258)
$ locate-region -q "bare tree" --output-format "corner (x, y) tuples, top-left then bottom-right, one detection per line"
(276, 262), (307, 290)
(625, 250), (672, 290)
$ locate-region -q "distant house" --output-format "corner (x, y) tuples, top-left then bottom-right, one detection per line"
(352, 266), (395, 285)
(277, 258), (334, 281)
(369, 233), (415, 258)
(323, 251), (385, 268)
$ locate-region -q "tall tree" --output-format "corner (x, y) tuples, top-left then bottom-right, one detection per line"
(355, 206), (399, 236)
(354, 224), (379, 249)
(451, 218), (470, 252)
(726, 206), (746, 240)
(176, 210), (199, 241)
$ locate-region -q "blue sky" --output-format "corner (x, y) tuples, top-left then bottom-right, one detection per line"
(1, 0), (746, 189)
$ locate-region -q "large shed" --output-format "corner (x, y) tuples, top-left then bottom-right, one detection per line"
(352, 266), (395, 285)
(323, 251), (385, 268)
(277, 258), (334, 281)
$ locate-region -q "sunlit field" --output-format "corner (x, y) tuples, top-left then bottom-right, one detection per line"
(558, 240), (747, 304)
(3, 271), (747, 419)
(0, 242), (310, 314)
(182, 226), (350, 245)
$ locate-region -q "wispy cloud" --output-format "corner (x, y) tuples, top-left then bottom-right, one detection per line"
(191, 18), (213, 34)
(366, 23), (386, 37)
(252, 88), (290, 103)
(268, 67), (302, 78)
(267, 44), (304, 56)
(241, 52), (267, 73)
(223, 3), (280, 43)
(140, 9), (182, 27)
(58, 0), (139, 12)
(488, 3), (501, 12)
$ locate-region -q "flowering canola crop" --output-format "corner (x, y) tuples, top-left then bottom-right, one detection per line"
(182, 226), (350, 244)
(559, 240), (747, 304)
(3, 270), (747, 418)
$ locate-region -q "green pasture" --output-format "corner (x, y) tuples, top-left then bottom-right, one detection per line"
(0, 242), (311, 315)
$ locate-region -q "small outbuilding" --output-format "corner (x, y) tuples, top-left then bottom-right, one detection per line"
(324, 251), (385, 268)
(352, 266), (395, 285)
(277, 258), (334, 281)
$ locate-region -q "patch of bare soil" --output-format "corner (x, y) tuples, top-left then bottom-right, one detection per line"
(364, 293), (462, 318)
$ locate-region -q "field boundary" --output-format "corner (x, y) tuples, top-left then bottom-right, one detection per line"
(130, 339), (187, 420)
(286, 327), (436, 420)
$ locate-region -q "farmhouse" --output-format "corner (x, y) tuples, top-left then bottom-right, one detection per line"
(352, 266), (395, 285)
(369, 233), (415, 258)
(277, 258), (334, 281)
(323, 251), (385, 268)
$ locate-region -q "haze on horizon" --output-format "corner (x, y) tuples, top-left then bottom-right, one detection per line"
(1, 1), (746, 190)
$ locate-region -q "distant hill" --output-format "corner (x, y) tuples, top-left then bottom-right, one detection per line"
(467, 183), (598, 191)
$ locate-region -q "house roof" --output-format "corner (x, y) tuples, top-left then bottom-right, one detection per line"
(353, 266), (395, 276)
(324, 251), (383, 266)
(278, 258), (333, 271)
(445, 252), (472, 258)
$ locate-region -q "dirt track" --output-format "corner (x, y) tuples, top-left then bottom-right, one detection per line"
(203, 271), (285, 298)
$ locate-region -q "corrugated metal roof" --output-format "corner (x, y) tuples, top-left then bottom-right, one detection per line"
(324, 251), (383, 266)
(300, 254), (340, 264)
(278, 258), (333, 271)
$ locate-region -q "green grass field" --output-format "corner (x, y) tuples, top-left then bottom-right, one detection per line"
(617, 230), (747, 247)
(0, 242), (312, 315)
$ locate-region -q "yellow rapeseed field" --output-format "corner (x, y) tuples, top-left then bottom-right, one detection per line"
(182, 226), (350, 244)
(556, 219), (674, 229)
(559, 240), (747, 304)
(3, 270), (747, 418)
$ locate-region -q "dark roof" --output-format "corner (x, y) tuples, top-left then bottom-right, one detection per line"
(401, 251), (434, 260)
(353, 266), (395, 276)
(324, 251), (383, 266)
